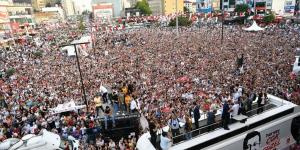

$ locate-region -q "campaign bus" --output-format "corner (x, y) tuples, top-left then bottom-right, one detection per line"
(169, 95), (300, 150)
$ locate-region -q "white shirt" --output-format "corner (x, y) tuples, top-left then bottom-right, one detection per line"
(160, 135), (171, 150)
(231, 104), (239, 117)
(130, 100), (137, 110)
(100, 86), (108, 93)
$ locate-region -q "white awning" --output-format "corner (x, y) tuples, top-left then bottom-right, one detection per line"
(243, 21), (264, 31)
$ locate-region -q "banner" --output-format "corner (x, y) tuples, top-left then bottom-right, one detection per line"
(284, 0), (296, 13)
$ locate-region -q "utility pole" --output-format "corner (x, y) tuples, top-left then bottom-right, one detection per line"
(60, 42), (90, 111)
(176, 0), (179, 36)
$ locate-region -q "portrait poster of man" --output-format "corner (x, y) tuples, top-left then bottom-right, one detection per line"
(243, 131), (261, 150)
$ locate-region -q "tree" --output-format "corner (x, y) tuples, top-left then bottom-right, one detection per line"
(135, 0), (152, 15)
(5, 68), (15, 77)
(169, 16), (192, 27)
(82, 10), (91, 15)
(78, 16), (85, 31)
(184, 6), (189, 13)
(234, 4), (249, 13)
(263, 13), (275, 23)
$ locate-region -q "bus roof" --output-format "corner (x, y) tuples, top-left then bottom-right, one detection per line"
(170, 95), (298, 150)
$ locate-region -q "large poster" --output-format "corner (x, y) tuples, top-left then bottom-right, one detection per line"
(246, 0), (254, 7)
(92, 4), (113, 23)
(0, 6), (9, 24)
(284, 0), (296, 13)
(197, 0), (212, 13)
(213, 115), (300, 150)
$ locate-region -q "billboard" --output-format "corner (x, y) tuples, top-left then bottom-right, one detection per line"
(0, 6), (9, 24)
(196, 0), (212, 13)
(92, 3), (113, 23)
(284, 0), (296, 13)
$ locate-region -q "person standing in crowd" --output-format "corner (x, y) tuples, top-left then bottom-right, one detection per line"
(248, 90), (257, 111)
(207, 109), (217, 131)
(149, 119), (158, 148)
(168, 113), (180, 137)
(240, 95), (248, 115)
(193, 102), (200, 129)
(118, 91), (126, 115)
(94, 94), (104, 117)
(222, 100), (231, 130)
(231, 101), (240, 118)
(125, 94), (131, 113)
(100, 85), (109, 103)
(184, 113), (192, 140)
(108, 138), (116, 150)
(160, 132), (172, 150)
(104, 106), (115, 130)
(111, 91), (119, 115)
(257, 91), (268, 114)
(130, 96), (138, 114)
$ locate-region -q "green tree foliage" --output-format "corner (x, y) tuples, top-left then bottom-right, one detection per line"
(33, 51), (43, 58)
(263, 13), (275, 23)
(5, 68), (15, 77)
(184, 6), (189, 13)
(135, 0), (152, 15)
(169, 16), (192, 27)
(234, 4), (249, 13)
(78, 16), (85, 31)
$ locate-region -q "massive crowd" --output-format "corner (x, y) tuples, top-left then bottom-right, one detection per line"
(0, 20), (300, 150)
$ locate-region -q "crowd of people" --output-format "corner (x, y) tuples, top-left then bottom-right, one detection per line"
(1, 19), (300, 150)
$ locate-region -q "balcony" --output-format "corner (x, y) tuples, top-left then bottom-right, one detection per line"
(8, 11), (32, 16)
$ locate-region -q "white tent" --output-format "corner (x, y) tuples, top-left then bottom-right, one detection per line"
(243, 21), (264, 31)
(49, 101), (86, 114)
(61, 46), (76, 56)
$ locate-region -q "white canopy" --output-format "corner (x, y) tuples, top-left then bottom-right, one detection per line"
(243, 21), (264, 31)
(49, 101), (86, 114)
(61, 36), (91, 57)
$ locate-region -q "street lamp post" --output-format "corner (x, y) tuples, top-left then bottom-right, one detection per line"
(176, 0), (179, 36)
(60, 42), (90, 111)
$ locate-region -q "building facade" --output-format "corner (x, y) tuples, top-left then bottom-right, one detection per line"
(196, 0), (212, 13)
(62, 0), (75, 16)
(6, 3), (34, 26)
(211, 0), (220, 11)
(184, 0), (197, 13)
(92, 3), (113, 23)
(32, 0), (47, 11)
(0, 0), (11, 37)
(148, 0), (163, 15)
(92, 0), (122, 17)
(163, 0), (184, 15)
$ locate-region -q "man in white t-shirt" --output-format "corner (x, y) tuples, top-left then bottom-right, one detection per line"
(100, 85), (109, 103)
(160, 132), (172, 150)
(130, 99), (138, 113)
(231, 101), (240, 118)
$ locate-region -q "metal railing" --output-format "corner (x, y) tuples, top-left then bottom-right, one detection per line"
(171, 103), (276, 145)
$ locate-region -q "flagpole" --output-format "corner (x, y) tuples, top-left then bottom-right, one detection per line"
(221, 0), (224, 45)
(176, 0), (179, 36)
(60, 42), (90, 111)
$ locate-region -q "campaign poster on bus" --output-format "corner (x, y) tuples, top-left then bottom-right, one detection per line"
(244, 116), (300, 150)
(217, 115), (300, 150)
